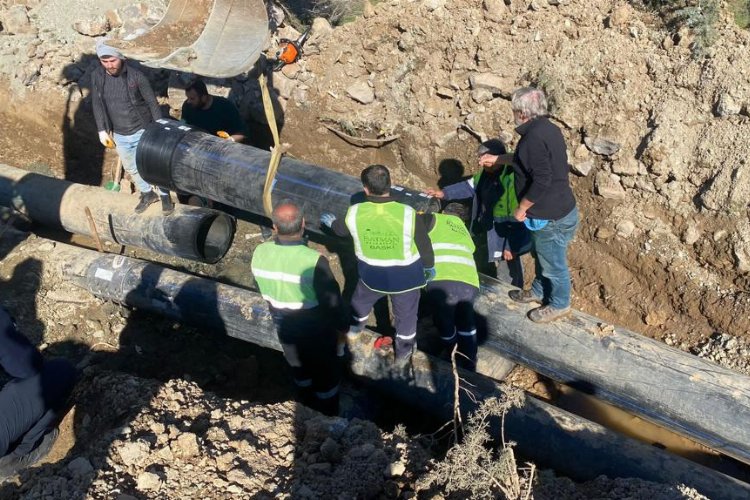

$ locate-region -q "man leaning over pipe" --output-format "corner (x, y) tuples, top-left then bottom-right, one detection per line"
(320, 165), (435, 362)
(251, 201), (345, 416)
(0, 307), (77, 481)
(423, 202), (480, 371)
(91, 38), (173, 215)
(426, 139), (531, 288)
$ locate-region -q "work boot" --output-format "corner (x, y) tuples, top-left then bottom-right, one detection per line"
(528, 305), (571, 323)
(160, 193), (174, 216)
(134, 191), (158, 214)
(508, 289), (543, 304)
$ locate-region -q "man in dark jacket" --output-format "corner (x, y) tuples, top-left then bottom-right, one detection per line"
(480, 87), (578, 323)
(0, 307), (77, 480)
(426, 139), (531, 287)
(92, 39), (171, 214)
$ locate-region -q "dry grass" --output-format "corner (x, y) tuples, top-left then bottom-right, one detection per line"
(420, 348), (535, 499)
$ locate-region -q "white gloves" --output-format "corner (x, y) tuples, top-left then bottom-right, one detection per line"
(98, 131), (115, 149)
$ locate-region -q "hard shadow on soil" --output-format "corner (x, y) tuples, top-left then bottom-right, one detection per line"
(0, 257), (294, 498)
(0, 256), (445, 498)
(0, 241), (44, 346)
(61, 55), (105, 187)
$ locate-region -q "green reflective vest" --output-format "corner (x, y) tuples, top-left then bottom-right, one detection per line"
(472, 164), (518, 218)
(250, 241), (320, 310)
(428, 213), (480, 288)
(345, 201), (420, 267)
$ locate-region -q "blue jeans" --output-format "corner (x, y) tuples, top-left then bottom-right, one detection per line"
(113, 130), (164, 195)
(530, 207), (579, 309)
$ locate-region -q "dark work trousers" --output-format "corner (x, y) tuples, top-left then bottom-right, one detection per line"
(272, 309), (340, 416)
(425, 281), (479, 370)
(349, 280), (421, 359)
(0, 308), (77, 459)
(496, 257), (524, 289)
(0, 312), (43, 380)
(0, 359), (77, 458)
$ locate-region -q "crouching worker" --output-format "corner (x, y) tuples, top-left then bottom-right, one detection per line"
(424, 203), (480, 371)
(0, 307), (77, 480)
(251, 201), (345, 416)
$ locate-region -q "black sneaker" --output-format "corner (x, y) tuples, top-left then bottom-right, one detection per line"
(134, 191), (158, 214)
(160, 194), (174, 216)
(508, 289), (543, 304)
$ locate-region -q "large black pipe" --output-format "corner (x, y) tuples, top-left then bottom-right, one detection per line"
(474, 274), (750, 466)
(137, 122), (750, 464)
(55, 243), (750, 499)
(0, 163), (235, 263)
(137, 120), (440, 230)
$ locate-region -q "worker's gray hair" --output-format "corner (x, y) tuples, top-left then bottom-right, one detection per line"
(272, 199), (304, 235)
(511, 87), (548, 119)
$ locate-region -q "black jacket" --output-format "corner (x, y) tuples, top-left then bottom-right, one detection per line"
(513, 117), (576, 220)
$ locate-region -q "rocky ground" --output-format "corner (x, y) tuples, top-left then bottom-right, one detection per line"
(0, 0), (748, 498)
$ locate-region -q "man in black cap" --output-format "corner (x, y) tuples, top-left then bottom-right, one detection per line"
(426, 139), (531, 287)
(0, 307), (77, 480)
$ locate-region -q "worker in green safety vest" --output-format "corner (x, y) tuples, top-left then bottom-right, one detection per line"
(423, 202), (480, 370)
(320, 165), (435, 361)
(426, 140), (531, 288)
(251, 201), (346, 415)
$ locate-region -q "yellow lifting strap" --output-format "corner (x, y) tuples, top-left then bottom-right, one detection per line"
(259, 73), (286, 218)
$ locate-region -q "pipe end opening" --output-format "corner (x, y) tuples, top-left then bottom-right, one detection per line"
(197, 213), (235, 263)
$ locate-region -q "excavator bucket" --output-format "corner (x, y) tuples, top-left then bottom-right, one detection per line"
(108, 0), (269, 78)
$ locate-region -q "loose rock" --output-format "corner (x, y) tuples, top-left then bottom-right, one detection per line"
(585, 136), (621, 156)
(136, 471), (162, 491)
(72, 15), (110, 37)
(171, 432), (200, 460)
(594, 172), (627, 200)
(1, 5), (36, 35)
(347, 81), (375, 104)
(67, 457), (94, 476)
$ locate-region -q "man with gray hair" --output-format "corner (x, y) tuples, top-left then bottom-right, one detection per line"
(480, 87), (578, 323)
(91, 38), (172, 214)
(251, 201), (345, 415)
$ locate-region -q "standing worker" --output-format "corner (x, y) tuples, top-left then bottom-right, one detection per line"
(92, 38), (172, 214)
(321, 164), (435, 361)
(424, 203), (480, 370)
(251, 202), (345, 415)
(0, 307), (77, 480)
(480, 87), (578, 323)
(181, 79), (247, 143)
(427, 139), (530, 287)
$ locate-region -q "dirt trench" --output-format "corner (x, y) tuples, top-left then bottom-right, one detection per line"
(1, 0), (749, 497)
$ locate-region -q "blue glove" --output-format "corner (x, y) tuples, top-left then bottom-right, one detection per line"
(424, 267), (437, 282)
(320, 212), (337, 229)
